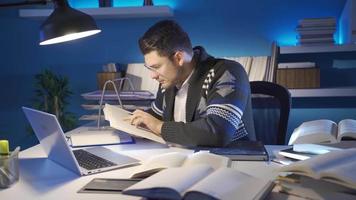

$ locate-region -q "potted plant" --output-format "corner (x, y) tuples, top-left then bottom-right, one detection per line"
(32, 69), (77, 132)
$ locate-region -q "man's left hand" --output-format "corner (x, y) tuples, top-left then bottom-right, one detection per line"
(129, 110), (163, 136)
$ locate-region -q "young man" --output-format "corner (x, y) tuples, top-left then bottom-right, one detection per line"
(129, 20), (255, 147)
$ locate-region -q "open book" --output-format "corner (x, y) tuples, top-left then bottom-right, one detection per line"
(130, 151), (230, 178)
(279, 148), (356, 189)
(288, 119), (356, 145)
(103, 103), (165, 144)
(123, 165), (273, 200)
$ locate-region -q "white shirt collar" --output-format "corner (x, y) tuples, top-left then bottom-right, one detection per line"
(176, 69), (195, 90)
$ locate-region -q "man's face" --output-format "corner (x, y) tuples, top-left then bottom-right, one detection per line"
(144, 50), (180, 89)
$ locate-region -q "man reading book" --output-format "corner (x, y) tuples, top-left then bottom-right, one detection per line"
(128, 20), (255, 147)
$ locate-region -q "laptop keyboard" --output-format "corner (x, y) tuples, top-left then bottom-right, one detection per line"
(73, 149), (116, 170)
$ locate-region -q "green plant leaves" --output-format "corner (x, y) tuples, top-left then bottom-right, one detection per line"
(32, 69), (77, 132)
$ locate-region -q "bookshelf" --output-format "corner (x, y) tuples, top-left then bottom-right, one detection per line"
(19, 6), (173, 19)
(277, 44), (356, 97)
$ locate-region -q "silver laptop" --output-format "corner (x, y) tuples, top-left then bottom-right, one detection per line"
(22, 106), (140, 176)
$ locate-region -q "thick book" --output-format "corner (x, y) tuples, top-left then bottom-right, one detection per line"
(298, 37), (334, 43)
(123, 165), (274, 200)
(130, 151), (230, 178)
(279, 148), (356, 190)
(68, 128), (134, 148)
(275, 174), (356, 200)
(201, 141), (269, 161)
(103, 103), (166, 144)
(288, 119), (356, 145)
(298, 17), (336, 27)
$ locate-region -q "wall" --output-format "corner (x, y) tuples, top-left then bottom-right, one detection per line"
(0, 0), (350, 149)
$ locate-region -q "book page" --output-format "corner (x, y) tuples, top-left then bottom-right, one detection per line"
(288, 119), (338, 145)
(182, 151), (230, 169)
(319, 156), (356, 189)
(123, 165), (214, 200)
(103, 104), (165, 144)
(184, 168), (271, 200)
(280, 148), (356, 180)
(130, 152), (188, 178)
(249, 56), (268, 81)
(337, 119), (356, 141)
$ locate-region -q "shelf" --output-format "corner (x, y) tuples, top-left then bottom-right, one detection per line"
(19, 6), (173, 19)
(289, 87), (356, 98)
(280, 44), (356, 54)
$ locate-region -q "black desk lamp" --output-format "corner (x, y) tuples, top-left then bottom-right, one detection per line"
(0, 0), (101, 45)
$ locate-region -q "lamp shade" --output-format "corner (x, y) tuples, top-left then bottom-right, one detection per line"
(39, 1), (101, 45)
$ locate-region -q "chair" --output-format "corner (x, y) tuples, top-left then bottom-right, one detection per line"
(250, 81), (291, 145)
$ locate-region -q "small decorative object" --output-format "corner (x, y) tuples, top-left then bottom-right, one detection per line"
(99, 0), (113, 7)
(143, 0), (154, 6)
(0, 140), (20, 188)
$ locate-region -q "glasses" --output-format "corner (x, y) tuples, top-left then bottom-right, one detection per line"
(144, 63), (161, 73)
(143, 52), (176, 74)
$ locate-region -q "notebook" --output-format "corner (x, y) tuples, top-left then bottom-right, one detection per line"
(196, 141), (269, 161)
(22, 107), (140, 176)
(68, 127), (134, 148)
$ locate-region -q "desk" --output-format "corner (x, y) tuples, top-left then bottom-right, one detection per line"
(0, 137), (289, 199)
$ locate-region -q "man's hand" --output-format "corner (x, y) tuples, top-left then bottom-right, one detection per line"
(128, 109), (163, 136)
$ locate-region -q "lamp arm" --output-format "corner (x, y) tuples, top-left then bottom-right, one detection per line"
(0, 0), (48, 8)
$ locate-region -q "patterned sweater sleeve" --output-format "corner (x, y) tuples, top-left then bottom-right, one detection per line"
(146, 86), (164, 120)
(161, 60), (251, 147)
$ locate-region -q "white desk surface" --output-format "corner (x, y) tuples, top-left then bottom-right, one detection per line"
(0, 136), (291, 199)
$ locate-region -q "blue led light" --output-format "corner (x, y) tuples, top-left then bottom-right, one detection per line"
(338, 22), (345, 44)
(274, 33), (298, 46)
(69, 0), (98, 8)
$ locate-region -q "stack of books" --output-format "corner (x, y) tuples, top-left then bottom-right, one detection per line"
(274, 148), (356, 199)
(296, 17), (336, 46)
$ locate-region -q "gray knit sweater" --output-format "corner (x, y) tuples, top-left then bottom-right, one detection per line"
(148, 46), (256, 147)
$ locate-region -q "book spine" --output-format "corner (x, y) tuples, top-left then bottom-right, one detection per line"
(297, 34), (334, 39)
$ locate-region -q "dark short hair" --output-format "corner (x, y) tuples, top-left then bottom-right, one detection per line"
(138, 20), (193, 58)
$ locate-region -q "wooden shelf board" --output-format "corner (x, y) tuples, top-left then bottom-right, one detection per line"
(19, 6), (173, 19)
(280, 44), (356, 54)
(289, 87), (356, 97)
